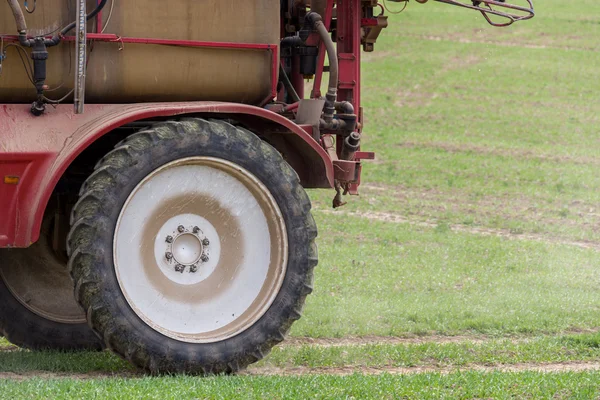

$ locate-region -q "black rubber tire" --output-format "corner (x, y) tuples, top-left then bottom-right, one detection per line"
(67, 118), (318, 374)
(0, 228), (103, 351)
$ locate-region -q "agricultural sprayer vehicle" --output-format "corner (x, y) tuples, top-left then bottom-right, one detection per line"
(0, 0), (534, 373)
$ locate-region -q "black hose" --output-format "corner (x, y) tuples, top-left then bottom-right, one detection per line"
(279, 36), (304, 103)
(279, 64), (300, 103)
(305, 12), (338, 122)
(280, 36), (304, 49)
(57, 0), (108, 38)
(315, 21), (337, 97)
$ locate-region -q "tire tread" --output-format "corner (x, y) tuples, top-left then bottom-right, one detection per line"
(68, 118), (318, 374)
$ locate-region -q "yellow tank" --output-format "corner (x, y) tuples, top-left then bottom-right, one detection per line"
(0, 0), (278, 104)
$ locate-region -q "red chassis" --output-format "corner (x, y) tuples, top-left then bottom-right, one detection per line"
(0, 102), (342, 248)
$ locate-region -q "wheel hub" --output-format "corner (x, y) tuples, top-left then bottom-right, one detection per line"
(172, 232), (203, 264)
(154, 214), (221, 285)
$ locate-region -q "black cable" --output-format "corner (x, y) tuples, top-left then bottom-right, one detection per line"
(13, 45), (34, 83)
(45, 45), (92, 97)
(279, 65), (300, 103)
(38, 26), (63, 38)
(45, 82), (65, 92)
(3, 43), (35, 85)
(59, 0), (108, 37)
(42, 89), (74, 104)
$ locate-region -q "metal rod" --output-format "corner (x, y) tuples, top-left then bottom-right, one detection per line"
(2, 34), (276, 50)
(433, 0), (534, 27)
(74, 0), (86, 114)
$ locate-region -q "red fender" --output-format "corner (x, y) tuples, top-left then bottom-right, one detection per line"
(0, 102), (334, 248)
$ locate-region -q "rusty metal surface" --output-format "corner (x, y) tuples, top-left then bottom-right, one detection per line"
(333, 159), (358, 182)
(0, 102), (334, 248)
(0, 0), (278, 104)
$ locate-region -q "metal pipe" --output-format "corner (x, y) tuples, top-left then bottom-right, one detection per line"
(74, 0), (87, 114)
(335, 101), (354, 115)
(280, 36), (304, 48)
(6, 0), (27, 33)
(282, 101), (300, 113)
(340, 131), (360, 161)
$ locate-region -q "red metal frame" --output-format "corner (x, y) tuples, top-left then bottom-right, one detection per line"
(337, 0), (369, 195)
(0, 102), (334, 248)
(336, 0), (362, 123)
(96, 0), (103, 33)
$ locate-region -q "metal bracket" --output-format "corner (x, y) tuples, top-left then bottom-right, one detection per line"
(361, 15), (388, 52)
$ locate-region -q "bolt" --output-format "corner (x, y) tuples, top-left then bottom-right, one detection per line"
(175, 264), (185, 273)
(165, 236), (173, 243)
(193, 226), (200, 234)
(165, 252), (173, 260)
(201, 254), (209, 263)
(189, 265), (198, 273)
(202, 238), (210, 246)
(178, 225), (185, 233)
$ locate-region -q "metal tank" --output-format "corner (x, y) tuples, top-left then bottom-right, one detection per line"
(0, 0), (278, 104)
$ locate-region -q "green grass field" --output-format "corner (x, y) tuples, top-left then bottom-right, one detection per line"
(2, 0), (600, 398)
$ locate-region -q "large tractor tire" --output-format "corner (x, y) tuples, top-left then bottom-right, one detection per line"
(0, 217), (102, 351)
(68, 118), (318, 374)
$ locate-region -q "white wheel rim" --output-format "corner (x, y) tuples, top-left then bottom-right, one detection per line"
(113, 157), (288, 343)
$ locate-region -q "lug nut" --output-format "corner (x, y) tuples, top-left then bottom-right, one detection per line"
(201, 254), (209, 263)
(193, 226), (200, 234)
(202, 238), (210, 246)
(165, 252), (173, 260)
(178, 225), (185, 233)
(175, 264), (185, 273)
(189, 265), (198, 273)
(165, 236), (173, 243)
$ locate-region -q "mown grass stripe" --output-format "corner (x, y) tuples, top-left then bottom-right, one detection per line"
(314, 209), (600, 251)
(1, 362), (600, 381)
(2, 333), (600, 374)
(1, 371), (600, 399)
(247, 362), (600, 376)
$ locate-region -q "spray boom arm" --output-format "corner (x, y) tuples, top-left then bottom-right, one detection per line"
(415, 0), (534, 27)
